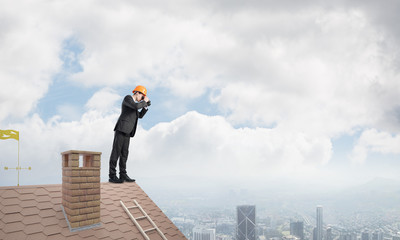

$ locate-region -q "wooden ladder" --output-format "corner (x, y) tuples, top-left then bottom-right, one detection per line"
(120, 200), (168, 240)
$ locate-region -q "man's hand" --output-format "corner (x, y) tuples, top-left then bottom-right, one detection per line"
(144, 96), (150, 102)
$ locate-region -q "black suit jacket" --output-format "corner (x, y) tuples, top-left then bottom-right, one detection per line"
(114, 95), (150, 137)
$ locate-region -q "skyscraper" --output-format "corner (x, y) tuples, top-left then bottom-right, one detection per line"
(290, 221), (304, 240)
(326, 227), (333, 240)
(236, 205), (256, 240)
(316, 206), (323, 240)
(372, 231), (383, 240)
(193, 226), (216, 240)
(361, 231), (370, 240)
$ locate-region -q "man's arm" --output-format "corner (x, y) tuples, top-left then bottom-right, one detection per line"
(138, 108), (148, 118)
(122, 95), (149, 110)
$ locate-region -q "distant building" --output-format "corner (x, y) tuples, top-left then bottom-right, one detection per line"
(340, 232), (357, 240)
(362, 231), (370, 240)
(372, 231), (383, 240)
(392, 235), (400, 240)
(316, 206), (323, 240)
(193, 226), (216, 240)
(313, 227), (317, 240)
(290, 221), (304, 240)
(236, 205), (256, 240)
(326, 227), (333, 240)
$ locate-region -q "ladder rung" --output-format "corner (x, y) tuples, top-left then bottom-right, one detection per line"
(135, 216), (147, 220)
(127, 206), (138, 209)
(144, 227), (156, 232)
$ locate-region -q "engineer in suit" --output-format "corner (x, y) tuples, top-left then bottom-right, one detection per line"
(109, 85), (151, 183)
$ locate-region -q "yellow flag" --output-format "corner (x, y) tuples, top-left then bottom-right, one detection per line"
(0, 129), (19, 141)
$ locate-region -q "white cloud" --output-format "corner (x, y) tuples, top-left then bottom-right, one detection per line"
(2, 1), (399, 135)
(130, 111), (332, 180)
(1, 109), (333, 186)
(0, 1), (65, 122)
(0, 110), (119, 186)
(350, 129), (400, 164)
(85, 87), (121, 113)
(56, 104), (82, 121)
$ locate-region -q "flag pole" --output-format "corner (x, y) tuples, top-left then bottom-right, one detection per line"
(18, 139), (20, 187)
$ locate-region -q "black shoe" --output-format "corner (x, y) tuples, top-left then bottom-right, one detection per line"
(120, 174), (135, 182)
(109, 176), (124, 183)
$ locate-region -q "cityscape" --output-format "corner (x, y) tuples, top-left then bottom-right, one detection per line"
(164, 204), (400, 240)
(147, 177), (400, 240)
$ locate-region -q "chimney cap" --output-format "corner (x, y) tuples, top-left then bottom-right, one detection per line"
(61, 150), (102, 155)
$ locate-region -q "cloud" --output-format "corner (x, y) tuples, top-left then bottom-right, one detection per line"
(350, 129), (400, 164)
(0, 1), (64, 122)
(1, 107), (332, 186)
(0, 110), (119, 186)
(2, 0), (399, 134)
(85, 87), (121, 113)
(130, 111), (332, 180)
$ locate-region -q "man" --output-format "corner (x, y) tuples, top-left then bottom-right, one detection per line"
(109, 85), (151, 183)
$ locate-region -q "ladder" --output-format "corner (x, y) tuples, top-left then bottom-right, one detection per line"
(120, 200), (168, 240)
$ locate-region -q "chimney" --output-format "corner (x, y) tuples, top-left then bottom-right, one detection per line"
(61, 150), (101, 231)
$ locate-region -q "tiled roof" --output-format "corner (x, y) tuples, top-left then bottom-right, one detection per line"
(0, 182), (187, 240)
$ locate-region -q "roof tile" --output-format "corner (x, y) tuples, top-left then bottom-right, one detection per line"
(47, 233), (65, 240)
(1, 197), (19, 206)
(36, 195), (51, 203)
(18, 193), (36, 201)
(26, 232), (47, 240)
(49, 191), (62, 198)
(43, 224), (62, 236)
(113, 215), (127, 225)
(1, 189), (19, 199)
(21, 206), (40, 216)
(42, 216), (60, 227)
(33, 188), (49, 196)
(60, 228), (75, 237)
(3, 230), (27, 240)
(55, 210), (65, 220)
(3, 221), (25, 233)
(104, 222), (119, 232)
(39, 208), (56, 218)
(101, 198), (114, 205)
(65, 235), (86, 240)
(1, 204), (22, 214)
(20, 199), (37, 208)
(36, 201), (53, 210)
(77, 229), (96, 238)
(23, 223), (45, 235)
(147, 231), (165, 240)
(118, 223), (133, 233)
(2, 212), (23, 223)
(58, 219), (69, 228)
(15, 188), (35, 194)
(93, 228), (112, 239)
(22, 215), (42, 225)
(108, 229), (125, 240)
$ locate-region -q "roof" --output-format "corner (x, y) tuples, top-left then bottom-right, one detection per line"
(0, 182), (187, 240)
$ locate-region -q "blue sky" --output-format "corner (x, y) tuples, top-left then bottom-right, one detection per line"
(1, 0), (400, 192)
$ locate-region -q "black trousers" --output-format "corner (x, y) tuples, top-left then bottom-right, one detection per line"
(109, 131), (131, 178)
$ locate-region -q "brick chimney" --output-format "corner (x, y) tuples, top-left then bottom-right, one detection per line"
(61, 150), (101, 230)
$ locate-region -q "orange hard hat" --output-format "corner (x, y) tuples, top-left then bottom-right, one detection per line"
(133, 85), (147, 96)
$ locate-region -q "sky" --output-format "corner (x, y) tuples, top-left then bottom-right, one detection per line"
(1, 0), (400, 196)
